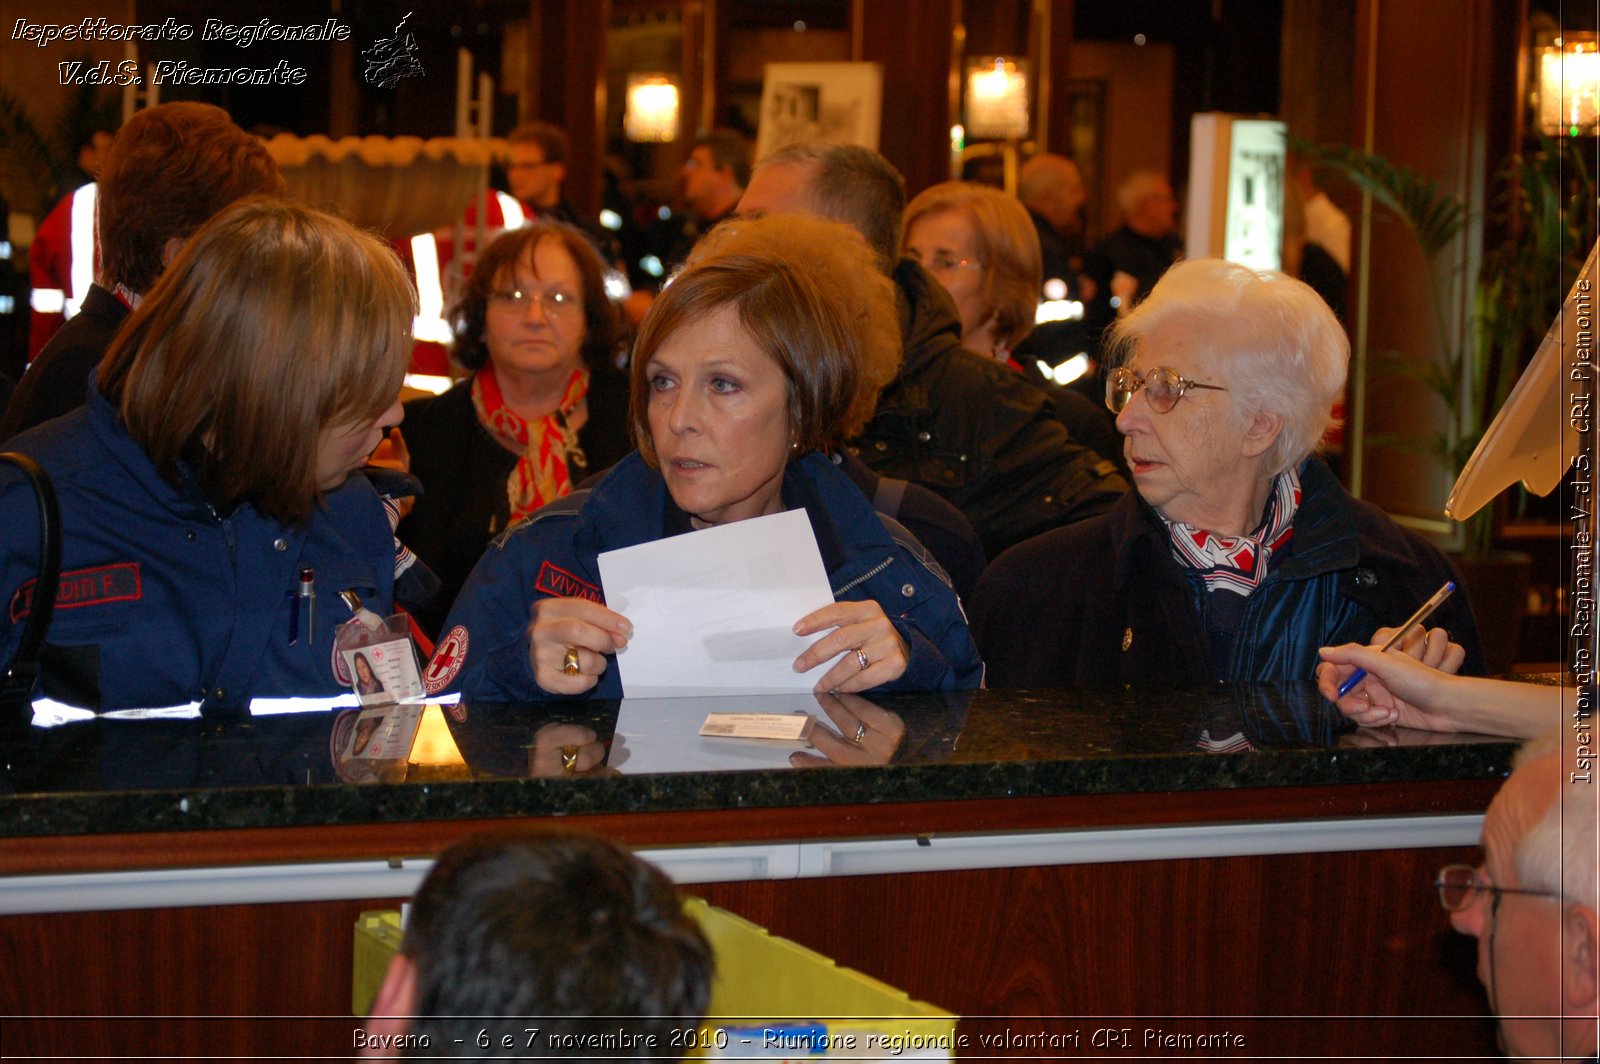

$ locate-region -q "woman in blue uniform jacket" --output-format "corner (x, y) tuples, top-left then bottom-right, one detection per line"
(435, 213), (984, 701)
(0, 198), (416, 710)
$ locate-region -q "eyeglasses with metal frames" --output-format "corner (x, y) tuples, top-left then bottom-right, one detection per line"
(909, 249), (985, 274)
(1105, 365), (1228, 414)
(1434, 863), (1567, 913)
(487, 289), (581, 317)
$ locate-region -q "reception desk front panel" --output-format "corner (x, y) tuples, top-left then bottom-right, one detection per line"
(0, 684), (1512, 1059)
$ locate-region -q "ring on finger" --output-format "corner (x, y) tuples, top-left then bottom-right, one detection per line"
(562, 646), (581, 677)
(853, 647), (869, 672)
(560, 745), (580, 772)
(852, 722), (867, 744)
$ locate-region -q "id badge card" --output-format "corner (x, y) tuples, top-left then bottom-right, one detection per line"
(341, 703), (424, 760)
(331, 706), (419, 785)
(334, 611), (424, 705)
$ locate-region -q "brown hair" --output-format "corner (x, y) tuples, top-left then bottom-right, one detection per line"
(99, 198), (415, 523)
(506, 121), (570, 164)
(629, 213), (900, 464)
(692, 128), (753, 188)
(449, 222), (620, 373)
(902, 181), (1042, 349)
(96, 102), (284, 295)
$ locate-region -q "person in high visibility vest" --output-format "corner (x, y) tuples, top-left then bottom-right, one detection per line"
(25, 182), (100, 364)
(3, 103), (283, 441)
(24, 127), (114, 363)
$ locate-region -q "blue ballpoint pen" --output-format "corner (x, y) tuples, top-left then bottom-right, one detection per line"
(1336, 580), (1456, 699)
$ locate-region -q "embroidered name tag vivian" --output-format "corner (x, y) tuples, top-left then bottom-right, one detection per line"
(534, 561), (601, 603)
(10, 562), (144, 623)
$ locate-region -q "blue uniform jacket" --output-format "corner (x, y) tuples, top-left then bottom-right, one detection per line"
(0, 388), (396, 710)
(436, 451), (984, 701)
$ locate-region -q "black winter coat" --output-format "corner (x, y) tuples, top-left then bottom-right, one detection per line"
(848, 260), (1126, 558)
(970, 458), (1486, 687)
(398, 357), (633, 637)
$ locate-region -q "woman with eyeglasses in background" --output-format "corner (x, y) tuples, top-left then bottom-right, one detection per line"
(901, 181), (1123, 475)
(395, 222), (633, 637)
(969, 257), (1486, 688)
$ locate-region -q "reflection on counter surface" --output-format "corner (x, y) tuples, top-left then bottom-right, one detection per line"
(0, 684), (1513, 838)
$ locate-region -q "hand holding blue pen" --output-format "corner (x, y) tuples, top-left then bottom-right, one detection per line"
(1336, 580), (1457, 699)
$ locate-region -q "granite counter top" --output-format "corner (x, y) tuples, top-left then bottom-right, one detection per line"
(0, 683), (1514, 840)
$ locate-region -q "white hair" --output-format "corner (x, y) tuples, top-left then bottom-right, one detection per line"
(1513, 728), (1599, 911)
(1115, 170), (1170, 217)
(1105, 257), (1349, 476)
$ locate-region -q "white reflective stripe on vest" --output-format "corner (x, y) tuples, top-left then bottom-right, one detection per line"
(67, 182), (97, 318)
(31, 288), (66, 313)
(410, 232), (453, 344)
(497, 191), (526, 229)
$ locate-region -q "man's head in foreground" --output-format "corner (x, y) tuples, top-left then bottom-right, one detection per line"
(367, 829), (713, 1058)
(1446, 729), (1598, 1061)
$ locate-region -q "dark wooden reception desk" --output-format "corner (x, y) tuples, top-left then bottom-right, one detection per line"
(0, 684), (1513, 1060)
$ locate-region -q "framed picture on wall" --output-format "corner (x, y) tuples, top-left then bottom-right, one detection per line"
(754, 62), (883, 159)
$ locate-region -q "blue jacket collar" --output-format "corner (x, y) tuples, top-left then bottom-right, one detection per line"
(572, 450), (890, 573)
(84, 385), (218, 524)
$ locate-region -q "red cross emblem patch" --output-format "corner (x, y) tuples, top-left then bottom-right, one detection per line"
(424, 625), (470, 694)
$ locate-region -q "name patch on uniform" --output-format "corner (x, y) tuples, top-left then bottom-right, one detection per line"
(10, 563), (142, 623)
(534, 561), (601, 603)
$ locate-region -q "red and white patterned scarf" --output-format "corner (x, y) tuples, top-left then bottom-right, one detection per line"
(471, 362), (590, 524)
(1162, 467), (1301, 597)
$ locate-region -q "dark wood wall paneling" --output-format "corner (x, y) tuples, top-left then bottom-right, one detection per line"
(528, 0), (610, 220)
(855, 0), (959, 199)
(0, 847), (1498, 1060)
(1352, 0), (1501, 526)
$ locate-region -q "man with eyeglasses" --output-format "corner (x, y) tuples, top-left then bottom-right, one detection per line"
(664, 129), (750, 274)
(1438, 730), (1598, 1061)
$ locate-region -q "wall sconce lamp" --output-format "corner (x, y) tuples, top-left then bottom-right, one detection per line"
(625, 74), (680, 143)
(1536, 32), (1600, 137)
(964, 57), (1030, 140)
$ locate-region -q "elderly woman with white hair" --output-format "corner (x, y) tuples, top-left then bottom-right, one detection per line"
(969, 258), (1485, 687)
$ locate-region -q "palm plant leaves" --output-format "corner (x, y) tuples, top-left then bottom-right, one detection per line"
(0, 78), (119, 218)
(1292, 140), (1467, 258)
(0, 88), (57, 218)
(1290, 133), (1596, 555)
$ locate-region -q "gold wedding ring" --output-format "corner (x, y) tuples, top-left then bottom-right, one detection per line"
(560, 745), (580, 772)
(852, 722), (867, 745)
(562, 646), (581, 676)
(853, 647), (869, 671)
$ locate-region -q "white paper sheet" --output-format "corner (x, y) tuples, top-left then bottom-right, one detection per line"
(597, 509), (837, 697)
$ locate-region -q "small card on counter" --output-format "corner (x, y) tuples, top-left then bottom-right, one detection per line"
(699, 712), (816, 742)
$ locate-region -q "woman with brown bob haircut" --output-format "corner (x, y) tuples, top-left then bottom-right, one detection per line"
(435, 213), (983, 702)
(0, 197), (416, 711)
(396, 221), (632, 637)
(627, 216), (901, 463)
